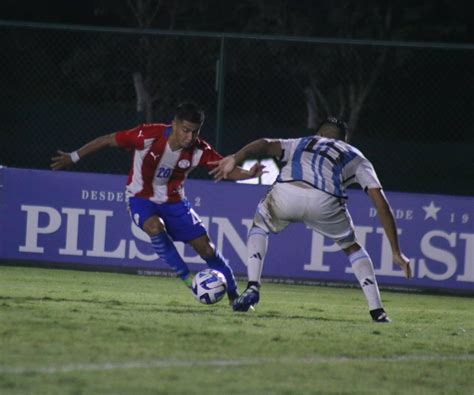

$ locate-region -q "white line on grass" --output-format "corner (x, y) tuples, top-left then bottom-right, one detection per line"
(1, 354), (474, 375)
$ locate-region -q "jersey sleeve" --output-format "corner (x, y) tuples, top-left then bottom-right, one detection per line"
(273, 138), (298, 162)
(355, 159), (382, 191)
(114, 125), (146, 150)
(115, 124), (165, 150)
(198, 143), (223, 170)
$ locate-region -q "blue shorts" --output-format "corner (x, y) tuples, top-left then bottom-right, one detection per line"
(128, 197), (207, 243)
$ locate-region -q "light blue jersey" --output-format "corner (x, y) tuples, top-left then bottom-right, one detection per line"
(275, 136), (381, 198)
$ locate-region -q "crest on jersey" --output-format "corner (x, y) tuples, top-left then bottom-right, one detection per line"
(178, 159), (191, 169)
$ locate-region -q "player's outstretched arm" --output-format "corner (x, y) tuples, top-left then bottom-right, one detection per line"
(367, 188), (412, 279)
(207, 155), (265, 182)
(50, 133), (118, 171)
(209, 138), (281, 181)
(227, 162), (266, 181)
(208, 154), (237, 181)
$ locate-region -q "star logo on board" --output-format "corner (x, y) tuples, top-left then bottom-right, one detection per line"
(422, 201), (441, 221)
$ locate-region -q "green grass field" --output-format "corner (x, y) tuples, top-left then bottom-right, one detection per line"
(0, 265), (473, 395)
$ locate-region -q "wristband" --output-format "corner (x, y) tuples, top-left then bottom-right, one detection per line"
(70, 151), (80, 163)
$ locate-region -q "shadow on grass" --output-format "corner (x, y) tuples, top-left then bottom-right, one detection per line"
(0, 295), (126, 306)
(257, 311), (354, 323)
(0, 295), (213, 315)
(0, 296), (355, 323)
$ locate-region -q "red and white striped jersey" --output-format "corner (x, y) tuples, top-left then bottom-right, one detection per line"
(115, 123), (222, 203)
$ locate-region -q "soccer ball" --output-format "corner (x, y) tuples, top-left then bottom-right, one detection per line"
(191, 269), (227, 305)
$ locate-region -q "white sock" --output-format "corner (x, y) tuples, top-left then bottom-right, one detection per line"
(247, 226), (268, 283)
(348, 248), (383, 311)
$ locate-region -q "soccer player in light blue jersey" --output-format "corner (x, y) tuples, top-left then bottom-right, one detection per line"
(210, 117), (412, 322)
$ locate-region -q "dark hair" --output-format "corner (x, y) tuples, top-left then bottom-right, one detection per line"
(175, 102), (205, 124)
(317, 117), (348, 140)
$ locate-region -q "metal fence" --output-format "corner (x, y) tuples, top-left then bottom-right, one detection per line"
(1, 21), (473, 195)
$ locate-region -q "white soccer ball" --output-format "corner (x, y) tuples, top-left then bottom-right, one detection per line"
(191, 269), (227, 305)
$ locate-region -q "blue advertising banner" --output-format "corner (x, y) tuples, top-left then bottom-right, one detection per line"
(0, 167), (472, 292)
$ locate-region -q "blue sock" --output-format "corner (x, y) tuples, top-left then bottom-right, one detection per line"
(150, 233), (190, 280)
(204, 251), (237, 294)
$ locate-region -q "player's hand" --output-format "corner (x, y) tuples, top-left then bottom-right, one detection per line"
(393, 252), (412, 279)
(208, 155), (237, 182)
(50, 150), (73, 171)
(248, 163), (266, 178)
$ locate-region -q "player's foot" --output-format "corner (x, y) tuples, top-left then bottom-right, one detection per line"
(233, 282), (260, 312)
(370, 308), (391, 323)
(182, 274), (193, 289)
(227, 289), (240, 306)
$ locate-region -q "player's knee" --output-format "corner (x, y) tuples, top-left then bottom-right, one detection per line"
(249, 224), (269, 237)
(343, 242), (361, 255)
(336, 231), (358, 252)
(251, 219), (271, 235)
(143, 216), (165, 236)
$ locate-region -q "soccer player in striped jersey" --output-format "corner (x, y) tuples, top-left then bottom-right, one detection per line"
(210, 117), (412, 322)
(51, 102), (264, 305)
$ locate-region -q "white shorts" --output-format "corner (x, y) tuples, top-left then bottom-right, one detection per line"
(253, 182), (357, 249)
